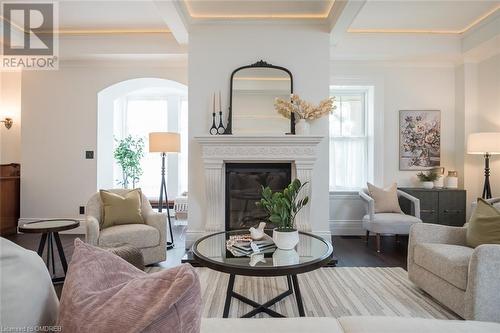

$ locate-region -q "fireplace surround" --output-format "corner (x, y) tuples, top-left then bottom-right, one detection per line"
(195, 135), (323, 233)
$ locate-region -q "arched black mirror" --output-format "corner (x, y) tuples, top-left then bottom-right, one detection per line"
(225, 60), (295, 135)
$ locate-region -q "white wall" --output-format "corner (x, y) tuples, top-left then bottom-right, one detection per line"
(0, 71), (22, 164)
(330, 62), (456, 234)
(188, 24), (331, 243)
(21, 62), (187, 224)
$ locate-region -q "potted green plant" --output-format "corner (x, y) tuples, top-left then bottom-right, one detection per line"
(114, 135), (144, 189)
(257, 179), (309, 250)
(416, 169), (438, 189)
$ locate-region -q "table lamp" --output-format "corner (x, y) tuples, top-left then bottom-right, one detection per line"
(467, 132), (500, 199)
(149, 132), (181, 249)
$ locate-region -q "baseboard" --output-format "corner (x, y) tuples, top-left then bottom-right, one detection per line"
(18, 218), (86, 235)
(330, 220), (364, 236)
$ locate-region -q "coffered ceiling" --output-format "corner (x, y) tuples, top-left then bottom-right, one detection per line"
(349, 0), (500, 34)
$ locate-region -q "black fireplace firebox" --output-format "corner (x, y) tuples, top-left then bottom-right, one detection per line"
(225, 163), (292, 231)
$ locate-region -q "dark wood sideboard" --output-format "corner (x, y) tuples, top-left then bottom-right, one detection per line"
(0, 163), (20, 236)
(398, 187), (467, 227)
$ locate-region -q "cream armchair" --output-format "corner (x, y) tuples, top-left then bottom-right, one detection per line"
(85, 189), (167, 265)
(408, 223), (500, 322)
(359, 188), (421, 253)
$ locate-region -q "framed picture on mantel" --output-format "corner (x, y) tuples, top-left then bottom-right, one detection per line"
(399, 110), (441, 170)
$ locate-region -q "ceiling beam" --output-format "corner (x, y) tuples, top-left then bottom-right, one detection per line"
(153, 0), (189, 45)
(328, 0), (367, 46)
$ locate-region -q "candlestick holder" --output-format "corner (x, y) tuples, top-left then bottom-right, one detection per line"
(209, 112), (218, 135)
(217, 111), (226, 134)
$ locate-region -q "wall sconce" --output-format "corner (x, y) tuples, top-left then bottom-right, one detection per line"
(1, 117), (13, 129)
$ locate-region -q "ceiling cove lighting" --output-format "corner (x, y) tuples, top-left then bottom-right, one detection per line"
(348, 5), (499, 35)
(184, 0), (335, 19)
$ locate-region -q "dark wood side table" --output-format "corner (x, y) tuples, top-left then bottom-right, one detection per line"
(192, 230), (333, 318)
(19, 219), (80, 283)
(399, 187), (467, 226)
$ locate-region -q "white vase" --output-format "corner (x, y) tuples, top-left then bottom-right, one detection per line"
(273, 249), (300, 266)
(422, 181), (434, 189)
(295, 119), (310, 135)
(433, 176), (444, 188)
(272, 228), (299, 250)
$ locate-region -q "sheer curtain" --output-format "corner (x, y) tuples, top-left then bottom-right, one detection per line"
(329, 92), (368, 191)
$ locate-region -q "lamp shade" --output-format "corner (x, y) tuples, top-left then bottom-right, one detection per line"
(467, 132), (500, 155)
(149, 132), (180, 153)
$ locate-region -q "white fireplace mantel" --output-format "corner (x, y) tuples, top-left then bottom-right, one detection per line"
(194, 135), (323, 232)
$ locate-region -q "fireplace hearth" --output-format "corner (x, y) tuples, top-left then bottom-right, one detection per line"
(225, 163), (291, 231)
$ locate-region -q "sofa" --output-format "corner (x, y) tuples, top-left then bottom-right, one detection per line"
(2, 236), (500, 332)
(408, 223), (500, 322)
(85, 189), (167, 265)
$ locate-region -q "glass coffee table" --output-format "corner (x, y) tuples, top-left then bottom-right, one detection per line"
(19, 219), (80, 283)
(192, 230), (333, 318)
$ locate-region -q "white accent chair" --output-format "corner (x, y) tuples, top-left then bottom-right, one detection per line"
(408, 223), (500, 322)
(85, 189), (167, 265)
(359, 188), (422, 253)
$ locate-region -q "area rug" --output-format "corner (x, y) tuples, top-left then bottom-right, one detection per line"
(147, 266), (459, 319)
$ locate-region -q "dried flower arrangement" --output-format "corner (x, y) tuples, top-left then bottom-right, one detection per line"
(275, 94), (335, 120)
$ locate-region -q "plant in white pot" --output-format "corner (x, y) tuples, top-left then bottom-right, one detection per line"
(257, 179), (309, 250)
(274, 94), (335, 135)
(417, 169), (439, 189)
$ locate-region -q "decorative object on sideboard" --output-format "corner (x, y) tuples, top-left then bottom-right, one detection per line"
(433, 167), (445, 188)
(257, 178), (309, 250)
(445, 170), (458, 189)
(0, 117), (13, 129)
(417, 169), (439, 189)
(149, 132), (180, 250)
(226, 60), (295, 135)
(467, 132), (500, 199)
(399, 110), (441, 170)
(275, 94), (335, 135)
(216, 91), (226, 134)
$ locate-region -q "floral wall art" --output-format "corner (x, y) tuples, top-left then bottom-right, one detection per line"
(399, 110), (441, 170)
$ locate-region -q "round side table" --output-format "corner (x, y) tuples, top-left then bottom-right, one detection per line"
(19, 219), (80, 284)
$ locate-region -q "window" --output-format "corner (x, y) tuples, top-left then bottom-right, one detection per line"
(113, 93), (188, 199)
(329, 87), (371, 191)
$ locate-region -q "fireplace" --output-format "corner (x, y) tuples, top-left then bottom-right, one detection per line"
(225, 163), (291, 231)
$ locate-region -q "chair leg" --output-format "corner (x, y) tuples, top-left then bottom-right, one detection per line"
(365, 231), (370, 244)
(376, 233), (381, 253)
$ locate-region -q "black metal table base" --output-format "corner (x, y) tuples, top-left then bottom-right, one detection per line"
(222, 274), (305, 318)
(37, 231), (68, 284)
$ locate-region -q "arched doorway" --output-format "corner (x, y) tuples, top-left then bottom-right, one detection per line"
(97, 78), (188, 200)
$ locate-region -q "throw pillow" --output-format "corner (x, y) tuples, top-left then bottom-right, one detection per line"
(58, 239), (202, 333)
(466, 198), (500, 248)
(367, 182), (403, 214)
(100, 189), (144, 229)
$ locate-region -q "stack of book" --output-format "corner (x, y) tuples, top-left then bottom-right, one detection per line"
(227, 237), (276, 257)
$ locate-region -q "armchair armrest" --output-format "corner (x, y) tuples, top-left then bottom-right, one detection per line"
(145, 212), (168, 247)
(85, 216), (100, 246)
(397, 190), (421, 219)
(359, 190), (375, 221)
(465, 244), (500, 322)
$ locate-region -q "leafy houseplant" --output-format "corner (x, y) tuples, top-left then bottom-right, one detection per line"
(114, 135), (144, 189)
(416, 170), (438, 189)
(257, 179), (309, 249)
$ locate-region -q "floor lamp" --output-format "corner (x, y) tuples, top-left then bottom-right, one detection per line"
(149, 132), (180, 250)
(467, 132), (500, 199)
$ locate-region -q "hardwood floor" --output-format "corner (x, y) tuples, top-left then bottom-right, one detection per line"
(5, 232), (407, 273)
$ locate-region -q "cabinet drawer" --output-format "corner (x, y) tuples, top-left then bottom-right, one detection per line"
(439, 191), (466, 226)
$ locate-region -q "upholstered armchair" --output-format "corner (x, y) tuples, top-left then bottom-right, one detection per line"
(359, 188), (421, 252)
(85, 189), (167, 265)
(408, 223), (500, 322)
